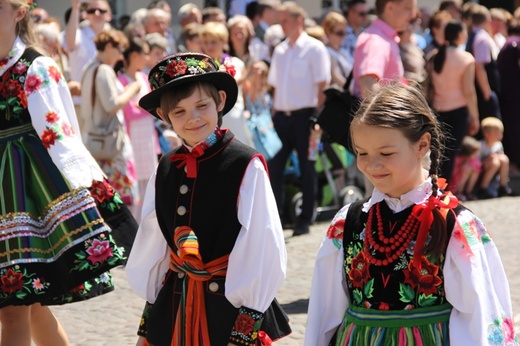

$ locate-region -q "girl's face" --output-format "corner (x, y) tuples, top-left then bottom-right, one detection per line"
(249, 62), (268, 88)
(158, 87), (226, 147)
(201, 34), (226, 59)
(327, 23), (347, 47)
(0, 0), (24, 38)
(229, 23), (249, 48)
(352, 123), (431, 198)
(130, 45), (149, 71)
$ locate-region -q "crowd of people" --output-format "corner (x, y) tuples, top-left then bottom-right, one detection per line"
(1, 0), (520, 345)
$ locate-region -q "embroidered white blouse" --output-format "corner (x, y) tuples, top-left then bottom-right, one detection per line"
(1, 38), (104, 188)
(304, 179), (517, 346)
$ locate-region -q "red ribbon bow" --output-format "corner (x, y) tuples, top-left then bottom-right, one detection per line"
(411, 189), (459, 269)
(169, 145), (206, 178)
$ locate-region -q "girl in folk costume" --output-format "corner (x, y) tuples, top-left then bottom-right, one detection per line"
(304, 83), (518, 345)
(125, 52), (291, 346)
(0, 0), (135, 345)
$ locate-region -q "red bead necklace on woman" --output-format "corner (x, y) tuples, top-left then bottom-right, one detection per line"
(364, 202), (421, 266)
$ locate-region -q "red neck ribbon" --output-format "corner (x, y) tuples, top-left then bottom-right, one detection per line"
(169, 144), (206, 178)
(411, 190), (459, 270)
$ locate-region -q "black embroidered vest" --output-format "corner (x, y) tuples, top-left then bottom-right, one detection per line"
(1, 48), (41, 130)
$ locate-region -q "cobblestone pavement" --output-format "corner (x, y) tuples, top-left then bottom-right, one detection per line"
(46, 197), (520, 345)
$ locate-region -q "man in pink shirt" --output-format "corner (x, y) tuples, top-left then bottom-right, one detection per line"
(353, 0), (416, 99)
(353, 0), (416, 196)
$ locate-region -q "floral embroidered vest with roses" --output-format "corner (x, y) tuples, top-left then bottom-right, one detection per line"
(342, 199), (460, 311)
(0, 48), (40, 130)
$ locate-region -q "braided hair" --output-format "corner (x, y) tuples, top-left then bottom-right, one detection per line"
(350, 82), (448, 259)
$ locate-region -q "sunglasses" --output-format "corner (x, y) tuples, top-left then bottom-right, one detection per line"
(86, 8), (108, 15)
(333, 30), (347, 36)
(356, 11), (369, 17)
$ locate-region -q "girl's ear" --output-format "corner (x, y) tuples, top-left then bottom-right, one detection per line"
(417, 132), (431, 158)
(217, 90), (227, 112)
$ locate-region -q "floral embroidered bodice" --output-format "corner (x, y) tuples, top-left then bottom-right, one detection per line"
(343, 201), (449, 311)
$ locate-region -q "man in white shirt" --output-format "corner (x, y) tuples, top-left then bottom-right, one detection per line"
(267, 1), (331, 236)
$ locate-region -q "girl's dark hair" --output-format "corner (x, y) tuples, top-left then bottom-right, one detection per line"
(458, 136), (480, 157)
(159, 81), (224, 126)
(114, 37), (149, 73)
(433, 20), (464, 74)
(350, 83), (448, 259)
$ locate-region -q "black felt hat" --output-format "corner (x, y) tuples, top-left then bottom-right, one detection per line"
(139, 52), (238, 119)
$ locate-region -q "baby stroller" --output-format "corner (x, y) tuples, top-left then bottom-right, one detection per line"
(283, 136), (365, 225)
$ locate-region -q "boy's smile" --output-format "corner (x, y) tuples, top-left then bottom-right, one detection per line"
(159, 88), (226, 147)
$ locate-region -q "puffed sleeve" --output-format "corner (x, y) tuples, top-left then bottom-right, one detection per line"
(25, 56), (105, 188)
(226, 157), (286, 345)
(125, 172), (170, 303)
(304, 204), (350, 346)
(444, 209), (518, 345)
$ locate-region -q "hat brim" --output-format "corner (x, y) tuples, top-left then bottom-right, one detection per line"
(139, 71), (238, 120)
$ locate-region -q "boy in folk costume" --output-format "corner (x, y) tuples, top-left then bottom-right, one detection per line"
(126, 52), (291, 345)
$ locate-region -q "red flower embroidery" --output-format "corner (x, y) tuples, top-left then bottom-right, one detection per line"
(379, 302), (390, 310)
(1, 268), (24, 294)
(25, 74), (43, 93)
(234, 314), (255, 336)
(0, 57), (8, 68)
(348, 251), (371, 288)
(48, 66), (61, 83)
(1, 79), (22, 98)
(17, 89), (28, 108)
(62, 123), (73, 137)
(165, 60), (187, 77)
(13, 61), (27, 74)
(45, 111), (59, 123)
(403, 257), (442, 295)
(69, 284), (86, 294)
(502, 317), (515, 343)
(86, 239), (114, 264)
(326, 218), (345, 240)
(41, 128), (59, 148)
(90, 180), (115, 203)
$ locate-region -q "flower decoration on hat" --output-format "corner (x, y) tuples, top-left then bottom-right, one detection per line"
(27, 0), (37, 10)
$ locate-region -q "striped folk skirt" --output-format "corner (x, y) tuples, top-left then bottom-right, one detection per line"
(0, 124), (125, 307)
(335, 303), (452, 346)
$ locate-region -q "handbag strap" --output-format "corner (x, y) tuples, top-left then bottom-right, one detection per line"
(91, 64), (100, 109)
(343, 69), (354, 92)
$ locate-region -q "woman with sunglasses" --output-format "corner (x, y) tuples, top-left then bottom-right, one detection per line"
(63, 0), (112, 129)
(322, 11), (352, 89)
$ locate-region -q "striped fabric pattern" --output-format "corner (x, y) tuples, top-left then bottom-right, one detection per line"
(336, 304), (452, 346)
(1, 127), (109, 267)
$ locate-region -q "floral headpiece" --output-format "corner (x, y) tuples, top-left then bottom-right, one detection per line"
(139, 52), (238, 120)
(28, 0), (37, 10)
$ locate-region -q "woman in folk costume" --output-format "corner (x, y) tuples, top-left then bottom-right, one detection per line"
(125, 52), (291, 345)
(304, 83), (518, 345)
(0, 1), (136, 345)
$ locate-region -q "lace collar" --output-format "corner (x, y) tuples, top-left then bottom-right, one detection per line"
(0, 37), (25, 76)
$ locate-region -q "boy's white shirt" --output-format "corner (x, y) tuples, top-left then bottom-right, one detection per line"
(304, 179), (517, 346)
(125, 157), (287, 314)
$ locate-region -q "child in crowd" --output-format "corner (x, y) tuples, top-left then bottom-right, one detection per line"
(125, 52), (291, 345)
(451, 136), (481, 201)
(476, 117), (515, 199)
(305, 84), (517, 345)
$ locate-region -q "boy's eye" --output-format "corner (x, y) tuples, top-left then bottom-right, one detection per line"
(357, 152), (367, 157)
(381, 153), (394, 157)
(197, 103), (208, 109)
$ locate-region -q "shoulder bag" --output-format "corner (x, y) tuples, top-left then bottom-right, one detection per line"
(85, 64), (126, 161)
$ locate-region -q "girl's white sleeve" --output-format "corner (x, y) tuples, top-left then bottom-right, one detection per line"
(304, 205), (350, 346)
(125, 172), (170, 303)
(444, 209), (518, 345)
(26, 56), (105, 188)
(226, 157), (286, 313)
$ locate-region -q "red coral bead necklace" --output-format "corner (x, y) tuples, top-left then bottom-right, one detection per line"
(364, 202), (420, 266)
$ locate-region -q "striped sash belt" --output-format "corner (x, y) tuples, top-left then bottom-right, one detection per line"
(0, 123), (35, 143)
(169, 226), (229, 346)
(346, 303), (452, 328)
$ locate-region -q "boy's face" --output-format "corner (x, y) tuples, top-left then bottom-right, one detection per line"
(484, 128), (503, 142)
(157, 87), (226, 147)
